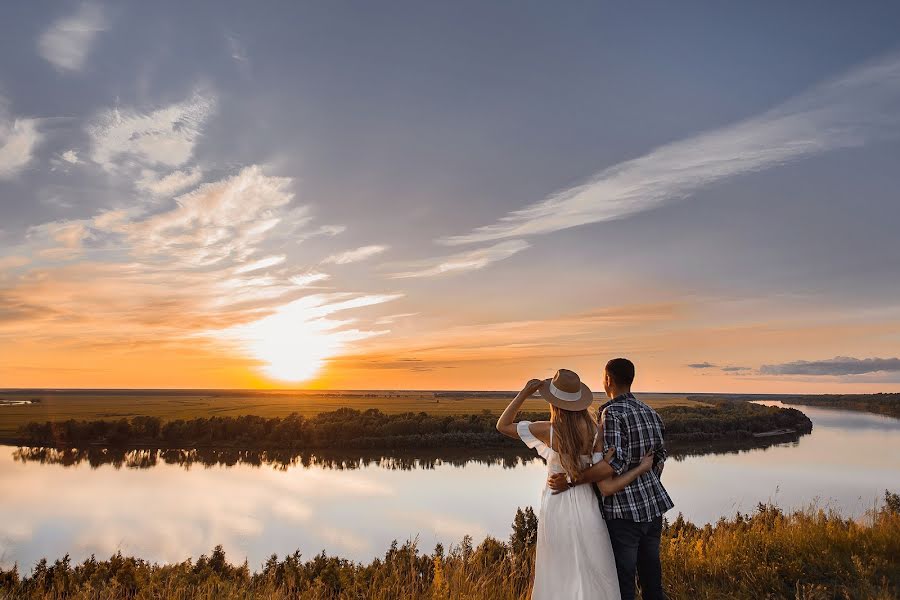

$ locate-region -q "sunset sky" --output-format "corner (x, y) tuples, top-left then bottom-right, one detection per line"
(1, 2), (899, 392)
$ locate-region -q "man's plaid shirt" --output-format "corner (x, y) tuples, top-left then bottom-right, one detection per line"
(599, 392), (674, 522)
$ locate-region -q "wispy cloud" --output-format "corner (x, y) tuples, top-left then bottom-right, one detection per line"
(388, 240), (530, 279)
(233, 255), (286, 274)
(0, 102), (41, 179)
(375, 312), (419, 326)
(290, 272), (330, 287)
(442, 53), (900, 245)
(29, 220), (92, 260)
(687, 362), (716, 369)
(760, 356), (900, 376)
(0, 164), (400, 384)
(721, 365), (751, 372)
(137, 167), (203, 197)
(101, 165), (291, 268)
(37, 3), (108, 72)
(322, 245), (387, 265)
(88, 91), (215, 172)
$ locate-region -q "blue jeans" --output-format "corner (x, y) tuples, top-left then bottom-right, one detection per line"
(605, 516), (666, 600)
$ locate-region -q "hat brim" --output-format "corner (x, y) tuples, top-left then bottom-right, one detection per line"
(538, 379), (594, 411)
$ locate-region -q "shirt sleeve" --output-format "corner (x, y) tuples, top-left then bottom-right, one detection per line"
(602, 410), (628, 476)
(654, 417), (668, 476)
(516, 421), (552, 460)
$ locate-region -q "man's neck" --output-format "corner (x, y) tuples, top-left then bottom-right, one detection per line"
(608, 387), (632, 401)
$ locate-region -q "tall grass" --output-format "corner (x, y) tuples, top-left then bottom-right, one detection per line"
(2, 494), (898, 600)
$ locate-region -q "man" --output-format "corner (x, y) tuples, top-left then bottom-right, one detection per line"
(548, 358), (673, 600)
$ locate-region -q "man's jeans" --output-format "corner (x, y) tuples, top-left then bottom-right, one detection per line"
(605, 516), (666, 600)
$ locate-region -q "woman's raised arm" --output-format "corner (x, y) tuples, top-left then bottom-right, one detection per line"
(496, 379), (543, 438)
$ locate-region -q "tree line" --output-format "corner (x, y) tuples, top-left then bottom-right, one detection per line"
(11, 400), (811, 452)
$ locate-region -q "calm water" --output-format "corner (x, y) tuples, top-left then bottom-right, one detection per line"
(1, 403), (898, 570)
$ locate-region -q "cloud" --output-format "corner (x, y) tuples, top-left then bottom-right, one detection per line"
(387, 240), (530, 279)
(88, 91), (215, 172)
(0, 106), (41, 179)
(29, 220), (92, 260)
(721, 365), (751, 372)
(0, 164), (399, 384)
(37, 3), (108, 71)
(233, 255), (286, 274)
(323, 244), (388, 265)
(137, 167), (203, 197)
(105, 165), (292, 268)
(290, 272), (330, 287)
(0, 256), (30, 271)
(760, 356), (900, 376)
(687, 362), (716, 369)
(374, 312), (419, 326)
(442, 52), (900, 245)
(60, 150), (79, 164)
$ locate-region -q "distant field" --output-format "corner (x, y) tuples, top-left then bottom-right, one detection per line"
(0, 389), (701, 437)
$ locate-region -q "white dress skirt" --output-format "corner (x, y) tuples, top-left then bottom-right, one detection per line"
(517, 420), (621, 600)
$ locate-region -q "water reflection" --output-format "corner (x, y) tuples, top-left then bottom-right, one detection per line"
(11, 446), (535, 471)
(9, 432), (805, 471)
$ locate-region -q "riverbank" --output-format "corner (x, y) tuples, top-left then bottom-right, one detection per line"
(2, 494), (897, 600)
(4, 400), (812, 453)
(693, 393), (900, 419)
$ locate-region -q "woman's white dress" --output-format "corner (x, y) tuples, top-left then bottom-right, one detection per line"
(517, 420), (621, 600)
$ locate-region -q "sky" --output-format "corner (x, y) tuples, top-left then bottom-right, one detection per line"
(1, 1), (899, 392)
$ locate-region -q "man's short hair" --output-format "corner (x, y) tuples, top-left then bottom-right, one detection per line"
(605, 358), (635, 387)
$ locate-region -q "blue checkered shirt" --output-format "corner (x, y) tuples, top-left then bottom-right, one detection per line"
(599, 392), (674, 522)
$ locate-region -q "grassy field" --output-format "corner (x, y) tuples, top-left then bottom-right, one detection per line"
(0, 390), (700, 437)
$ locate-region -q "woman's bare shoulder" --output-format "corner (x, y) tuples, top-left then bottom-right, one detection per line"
(527, 420), (551, 444)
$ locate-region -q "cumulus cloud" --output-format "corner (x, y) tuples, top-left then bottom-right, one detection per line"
(88, 91), (215, 172)
(0, 108), (41, 179)
(60, 149), (79, 164)
(388, 240), (530, 279)
(323, 245), (387, 265)
(687, 362), (716, 369)
(442, 52), (900, 245)
(760, 356), (900, 376)
(137, 167), (203, 197)
(37, 3), (108, 71)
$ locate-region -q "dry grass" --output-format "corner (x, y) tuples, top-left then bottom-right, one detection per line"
(0, 390), (699, 437)
(3, 499), (898, 600)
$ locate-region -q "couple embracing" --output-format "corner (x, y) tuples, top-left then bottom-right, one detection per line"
(497, 358), (673, 600)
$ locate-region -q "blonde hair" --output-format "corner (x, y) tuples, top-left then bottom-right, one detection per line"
(549, 404), (597, 483)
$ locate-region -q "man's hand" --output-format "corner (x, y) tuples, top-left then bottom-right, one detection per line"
(547, 473), (569, 493)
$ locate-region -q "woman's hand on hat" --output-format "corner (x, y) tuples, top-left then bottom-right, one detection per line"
(521, 378), (543, 397)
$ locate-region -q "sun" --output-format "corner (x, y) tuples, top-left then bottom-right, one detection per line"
(213, 293), (397, 384)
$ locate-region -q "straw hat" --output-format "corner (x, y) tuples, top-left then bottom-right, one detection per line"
(538, 369), (594, 411)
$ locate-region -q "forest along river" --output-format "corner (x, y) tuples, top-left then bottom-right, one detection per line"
(0, 402), (898, 570)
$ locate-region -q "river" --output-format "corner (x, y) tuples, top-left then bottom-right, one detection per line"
(1, 403), (898, 570)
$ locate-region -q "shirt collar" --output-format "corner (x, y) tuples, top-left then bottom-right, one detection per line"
(602, 392), (635, 409)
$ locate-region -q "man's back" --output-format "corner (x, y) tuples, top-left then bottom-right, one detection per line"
(600, 393), (674, 522)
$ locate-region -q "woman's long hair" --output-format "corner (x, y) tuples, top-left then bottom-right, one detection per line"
(549, 404), (597, 483)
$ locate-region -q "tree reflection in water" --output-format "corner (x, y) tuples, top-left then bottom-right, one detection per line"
(11, 431), (804, 471)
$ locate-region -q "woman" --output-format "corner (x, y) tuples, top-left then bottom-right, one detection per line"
(496, 369), (653, 600)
